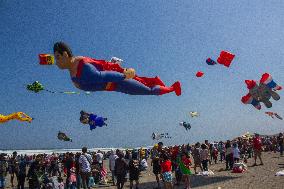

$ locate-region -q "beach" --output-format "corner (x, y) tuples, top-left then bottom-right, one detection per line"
(3, 151), (284, 189)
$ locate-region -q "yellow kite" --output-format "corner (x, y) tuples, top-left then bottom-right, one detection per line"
(0, 112), (33, 123)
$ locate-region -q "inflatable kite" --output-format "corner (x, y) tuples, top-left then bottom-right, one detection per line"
(60, 56), (181, 96)
(27, 81), (44, 93)
(241, 73), (282, 109)
(26, 81), (90, 95)
(179, 122), (191, 131)
(57, 131), (72, 142)
(80, 111), (107, 130)
(0, 112), (33, 123)
(39, 54), (55, 65)
(196, 71), (204, 78)
(265, 112), (283, 120)
(151, 132), (171, 140)
(206, 51), (235, 67)
(189, 111), (199, 117)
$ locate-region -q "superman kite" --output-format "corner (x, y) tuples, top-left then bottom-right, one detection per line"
(53, 42), (181, 96)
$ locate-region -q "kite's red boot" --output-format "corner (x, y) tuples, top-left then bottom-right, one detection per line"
(154, 76), (166, 86)
(172, 81), (181, 96)
(159, 81), (181, 96)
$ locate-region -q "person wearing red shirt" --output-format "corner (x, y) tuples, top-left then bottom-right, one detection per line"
(253, 133), (264, 166)
(160, 154), (173, 189)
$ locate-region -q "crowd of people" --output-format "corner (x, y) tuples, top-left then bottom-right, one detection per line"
(0, 132), (284, 189)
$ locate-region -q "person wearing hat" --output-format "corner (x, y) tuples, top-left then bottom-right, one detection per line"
(151, 142), (163, 189)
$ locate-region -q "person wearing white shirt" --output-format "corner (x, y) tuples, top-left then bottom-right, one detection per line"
(109, 150), (118, 186)
(79, 147), (93, 189)
(96, 150), (104, 168)
(233, 143), (240, 163)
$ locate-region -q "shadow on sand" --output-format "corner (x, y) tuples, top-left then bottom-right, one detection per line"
(133, 175), (239, 189)
(190, 175), (239, 188)
(278, 163), (284, 168)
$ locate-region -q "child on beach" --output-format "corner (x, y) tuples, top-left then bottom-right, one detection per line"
(233, 143), (240, 163)
(53, 176), (64, 189)
(69, 167), (77, 189)
(212, 146), (218, 164)
(160, 154), (173, 189)
(179, 152), (192, 189)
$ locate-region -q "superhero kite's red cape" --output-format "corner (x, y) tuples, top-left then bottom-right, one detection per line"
(77, 57), (166, 88)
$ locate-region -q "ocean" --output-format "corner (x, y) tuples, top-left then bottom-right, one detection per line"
(0, 146), (153, 155)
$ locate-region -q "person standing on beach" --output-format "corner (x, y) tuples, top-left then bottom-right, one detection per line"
(151, 142), (163, 189)
(109, 150), (118, 186)
(8, 151), (18, 188)
(277, 133), (284, 156)
(0, 154), (8, 189)
(128, 153), (140, 189)
(172, 146), (182, 186)
(225, 140), (233, 170)
(253, 134), (264, 166)
(17, 157), (27, 189)
(179, 152), (192, 189)
(204, 140), (211, 165)
(114, 151), (128, 189)
(74, 153), (81, 189)
(160, 153), (173, 189)
(96, 150), (104, 168)
(65, 153), (75, 188)
(233, 143), (240, 163)
(79, 147), (93, 189)
(27, 155), (41, 189)
(192, 142), (203, 174)
(200, 144), (209, 171)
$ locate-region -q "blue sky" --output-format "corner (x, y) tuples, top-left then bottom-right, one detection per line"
(0, 0), (283, 149)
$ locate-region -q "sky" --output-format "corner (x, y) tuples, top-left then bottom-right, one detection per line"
(0, 0), (284, 150)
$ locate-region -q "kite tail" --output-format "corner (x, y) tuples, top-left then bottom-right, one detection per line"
(45, 89), (56, 93)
